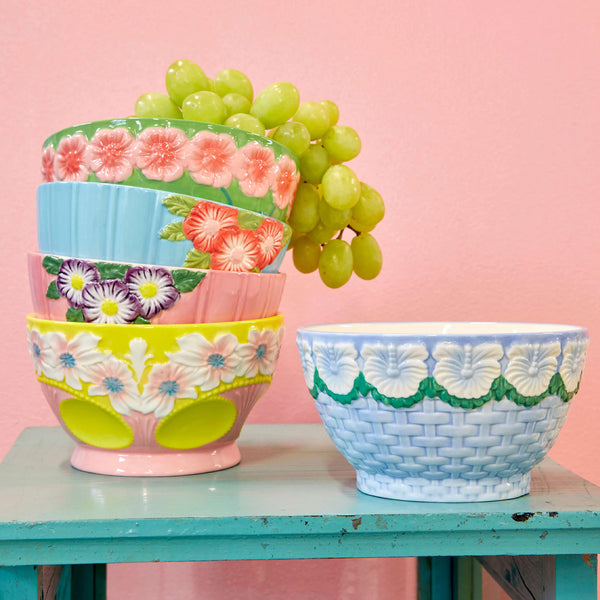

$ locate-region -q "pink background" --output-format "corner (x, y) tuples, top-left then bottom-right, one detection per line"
(1, 1), (599, 598)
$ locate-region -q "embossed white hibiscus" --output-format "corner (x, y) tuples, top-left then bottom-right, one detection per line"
(41, 331), (103, 390)
(504, 342), (561, 396)
(559, 338), (589, 393)
(297, 336), (315, 389)
(313, 341), (359, 395)
(27, 328), (53, 376)
(85, 354), (140, 415)
(141, 362), (199, 418)
(361, 343), (429, 397)
(168, 333), (243, 391)
(238, 328), (281, 377)
(433, 342), (503, 398)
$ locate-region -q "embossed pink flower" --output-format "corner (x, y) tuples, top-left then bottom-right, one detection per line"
(54, 134), (89, 181)
(182, 201), (240, 252)
(187, 131), (237, 187)
(85, 127), (138, 182)
(254, 219), (284, 270)
(135, 127), (189, 182)
(41, 146), (56, 182)
(211, 228), (259, 272)
(231, 142), (276, 197)
(271, 155), (300, 211)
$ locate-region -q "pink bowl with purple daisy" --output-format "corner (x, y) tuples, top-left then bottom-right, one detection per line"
(28, 253), (286, 325)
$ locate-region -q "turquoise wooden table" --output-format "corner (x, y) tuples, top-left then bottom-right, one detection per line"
(0, 424), (598, 599)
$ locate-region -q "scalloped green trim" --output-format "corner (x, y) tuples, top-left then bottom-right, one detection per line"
(309, 371), (580, 409)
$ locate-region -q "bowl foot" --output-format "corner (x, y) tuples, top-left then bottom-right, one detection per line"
(70, 441), (241, 476)
(356, 470), (530, 502)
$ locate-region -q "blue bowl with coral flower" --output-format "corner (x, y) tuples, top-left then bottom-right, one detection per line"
(37, 182), (291, 273)
(296, 322), (590, 502)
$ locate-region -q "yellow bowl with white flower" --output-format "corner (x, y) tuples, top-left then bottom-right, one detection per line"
(296, 322), (589, 502)
(27, 313), (284, 476)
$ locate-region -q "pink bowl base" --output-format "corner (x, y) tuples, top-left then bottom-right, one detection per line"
(70, 440), (241, 476)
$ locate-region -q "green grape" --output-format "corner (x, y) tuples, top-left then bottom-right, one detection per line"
(299, 144), (330, 184)
(319, 239), (353, 288)
(307, 221), (336, 244)
(288, 183), (320, 232)
(166, 59), (210, 106)
(321, 165), (361, 210)
(293, 236), (321, 273)
(319, 200), (352, 230)
(351, 233), (382, 280)
(350, 183), (385, 232)
(135, 92), (182, 119)
(214, 69), (253, 101)
(222, 93), (252, 117)
(182, 91), (227, 124)
(206, 78), (216, 92)
(250, 82), (300, 129)
(322, 125), (361, 162)
(293, 101), (330, 140)
(320, 100), (339, 126)
(288, 228), (303, 251)
(224, 113), (266, 136)
(272, 121), (311, 157)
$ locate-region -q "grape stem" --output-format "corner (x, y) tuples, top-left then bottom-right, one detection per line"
(347, 225), (360, 236)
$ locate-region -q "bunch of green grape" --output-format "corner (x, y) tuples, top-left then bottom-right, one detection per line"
(134, 59), (384, 288)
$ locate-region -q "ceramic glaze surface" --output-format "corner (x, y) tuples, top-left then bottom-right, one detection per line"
(28, 252), (285, 325)
(42, 118), (300, 221)
(26, 314), (284, 475)
(37, 182), (291, 273)
(296, 322), (589, 501)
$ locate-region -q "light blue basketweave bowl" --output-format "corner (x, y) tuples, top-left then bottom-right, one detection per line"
(296, 322), (590, 502)
(37, 182), (291, 273)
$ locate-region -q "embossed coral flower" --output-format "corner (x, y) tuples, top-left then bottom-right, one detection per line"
(271, 155), (300, 211)
(85, 127), (138, 182)
(186, 131), (237, 187)
(182, 201), (239, 252)
(254, 219), (284, 270)
(231, 142), (276, 197)
(135, 127), (189, 182)
(41, 146), (56, 182)
(54, 134), (90, 181)
(211, 228), (259, 272)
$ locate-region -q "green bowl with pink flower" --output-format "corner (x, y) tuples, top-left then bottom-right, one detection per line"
(41, 118), (300, 222)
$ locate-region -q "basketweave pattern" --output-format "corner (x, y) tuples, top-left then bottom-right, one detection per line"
(315, 392), (570, 489)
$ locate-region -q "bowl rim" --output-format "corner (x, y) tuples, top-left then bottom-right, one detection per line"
(297, 321), (588, 337)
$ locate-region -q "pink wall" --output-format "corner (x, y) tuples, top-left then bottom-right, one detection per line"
(1, 1), (599, 598)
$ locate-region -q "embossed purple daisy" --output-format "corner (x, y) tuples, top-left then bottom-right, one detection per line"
(56, 259), (101, 308)
(81, 280), (141, 324)
(123, 266), (180, 320)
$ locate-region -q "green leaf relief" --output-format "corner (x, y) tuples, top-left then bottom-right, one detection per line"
(42, 255), (63, 275)
(133, 316), (151, 325)
(237, 210), (264, 231)
(65, 307), (84, 322)
(183, 249), (211, 269)
(162, 195), (198, 217)
(95, 262), (131, 280)
(171, 269), (206, 293)
(45, 281), (61, 299)
(160, 220), (187, 242)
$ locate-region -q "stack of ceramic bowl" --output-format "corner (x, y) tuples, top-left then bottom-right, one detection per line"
(27, 118), (300, 476)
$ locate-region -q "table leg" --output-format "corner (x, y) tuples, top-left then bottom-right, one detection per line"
(0, 566), (37, 599)
(418, 557), (452, 600)
(555, 554), (597, 599)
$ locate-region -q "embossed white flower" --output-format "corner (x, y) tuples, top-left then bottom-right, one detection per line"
(433, 342), (503, 398)
(238, 328), (280, 377)
(361, 343), (429, 398)
(42, 331), (103, 390)
(504, 342), (560, 396)
(141, 362), (199, 418)
(168, 333), (243, 391)
(86, 355), (140, 415)
(313, 341), (359, 395)
(560, 338), (589, 392)
(297, 336), (315, 389)
(27, 328), (53, 376)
